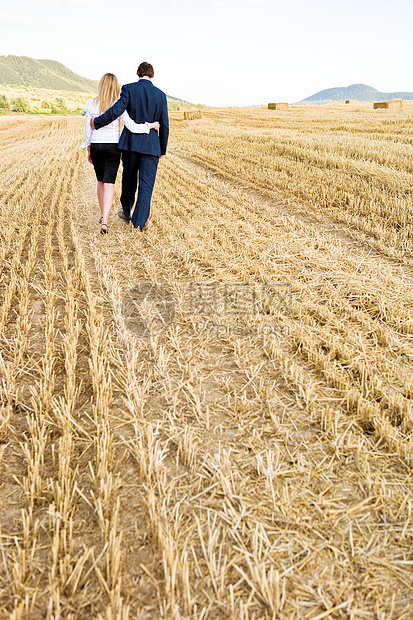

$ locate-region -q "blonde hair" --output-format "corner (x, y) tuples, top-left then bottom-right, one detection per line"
(95, 73), (120, 114)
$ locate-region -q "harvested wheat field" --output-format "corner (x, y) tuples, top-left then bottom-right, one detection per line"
(0, 105), (413, 619)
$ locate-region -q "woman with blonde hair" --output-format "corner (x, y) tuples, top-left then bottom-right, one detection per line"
(82, 73), (159, 234)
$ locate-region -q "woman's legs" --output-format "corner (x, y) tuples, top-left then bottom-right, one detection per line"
(101, 183), (115, 228)
(97, 181), (104, 218)
(91, 144), (120, 230)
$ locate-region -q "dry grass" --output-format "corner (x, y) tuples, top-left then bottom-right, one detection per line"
(0, 107), (413, 619)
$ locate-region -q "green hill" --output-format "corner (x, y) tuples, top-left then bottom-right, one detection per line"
(0, 55), (99, 92)
(0, 55), (202, 110)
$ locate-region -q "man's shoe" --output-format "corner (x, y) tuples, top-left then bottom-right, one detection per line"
(118, 210), (131, 223)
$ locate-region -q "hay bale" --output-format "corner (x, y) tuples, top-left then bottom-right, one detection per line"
(268, 102), (289, 111)
(183, 110), (202, 120)
(345, 99), (358, 104)
(373, 99), (403, 110)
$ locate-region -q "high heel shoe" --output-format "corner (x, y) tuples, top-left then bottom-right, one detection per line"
(100, 223), (108, 234)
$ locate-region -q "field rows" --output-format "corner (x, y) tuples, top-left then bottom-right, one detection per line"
(171, 107), (413, 260)
(0, 111), (412, 619)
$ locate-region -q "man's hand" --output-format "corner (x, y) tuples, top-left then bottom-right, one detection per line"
(87, 148), (92, 164)
(90, 118), (95, 129)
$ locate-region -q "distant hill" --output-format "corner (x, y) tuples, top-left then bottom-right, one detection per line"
(298, 83), (413, 104)
(0, 55), (201, 109)
(0, 55), (99, 92)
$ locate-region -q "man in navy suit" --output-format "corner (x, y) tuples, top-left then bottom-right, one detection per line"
(91, 62), (169, 230)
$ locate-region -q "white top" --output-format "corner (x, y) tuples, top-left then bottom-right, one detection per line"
(82, 97), (151, 147)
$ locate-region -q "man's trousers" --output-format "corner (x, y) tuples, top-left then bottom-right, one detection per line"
(120, 151), (159, 229)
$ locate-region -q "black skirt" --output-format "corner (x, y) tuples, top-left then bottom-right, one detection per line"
(90, 143), (121, 184)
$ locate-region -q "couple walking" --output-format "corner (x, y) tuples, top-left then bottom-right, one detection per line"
(82, 62), (169, 234)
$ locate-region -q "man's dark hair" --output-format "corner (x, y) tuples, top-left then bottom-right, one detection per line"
(137, 62), (154, 78)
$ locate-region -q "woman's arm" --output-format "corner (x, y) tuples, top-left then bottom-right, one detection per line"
(81, 100), (93, 148)
(121, 110), (160, 134)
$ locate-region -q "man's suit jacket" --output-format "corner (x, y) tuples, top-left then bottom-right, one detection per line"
(93, 79), (169, 157)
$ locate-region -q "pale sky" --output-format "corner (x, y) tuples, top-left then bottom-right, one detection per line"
(0, 0), (412, 106)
